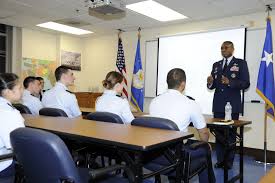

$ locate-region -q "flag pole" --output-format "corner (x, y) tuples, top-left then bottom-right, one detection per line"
(255, 5), (275, 169)
(264, 6), (271, 171)
(264, 103), (268, 171)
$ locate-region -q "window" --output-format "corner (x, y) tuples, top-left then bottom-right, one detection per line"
(0, 24), (12, 73)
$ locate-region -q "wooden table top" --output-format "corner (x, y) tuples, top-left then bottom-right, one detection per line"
(206, 117), (252, 128)
(23, 114), (193, 151)
(80, 107), (95, 113)
(80, 108), (252, 127)
(259, 167), (275, 183)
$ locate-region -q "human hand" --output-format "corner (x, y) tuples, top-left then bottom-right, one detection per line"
(207, 75), (214, 84)
(221, 75), (229, 85)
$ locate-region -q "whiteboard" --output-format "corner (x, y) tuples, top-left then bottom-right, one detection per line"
(157, 28), (245, 114)
(144, 40), (158, 97)
(144, 28), (267, 104)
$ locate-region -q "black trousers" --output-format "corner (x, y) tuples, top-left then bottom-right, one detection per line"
(214, 112), (239, 167)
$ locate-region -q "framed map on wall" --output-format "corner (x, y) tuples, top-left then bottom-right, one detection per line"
(61, 50), (81, 71)
(22, 58), (57, 90)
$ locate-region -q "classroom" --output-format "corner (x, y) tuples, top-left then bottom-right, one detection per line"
(1, 0), (275, 183)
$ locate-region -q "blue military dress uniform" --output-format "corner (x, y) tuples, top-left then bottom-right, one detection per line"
(208, 56), (250, 168)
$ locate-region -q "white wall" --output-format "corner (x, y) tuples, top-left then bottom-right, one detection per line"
(59, 35), (84, 91)
(22, 29), (58, 61)
(16, 10), (275, 151)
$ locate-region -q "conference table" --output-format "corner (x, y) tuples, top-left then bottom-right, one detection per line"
(22, 114), (193, 183)
(206, 118), (251, 183)
(80, 107), (252, 183)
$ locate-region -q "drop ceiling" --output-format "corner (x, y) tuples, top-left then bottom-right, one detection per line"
(0, 0), (274, 36)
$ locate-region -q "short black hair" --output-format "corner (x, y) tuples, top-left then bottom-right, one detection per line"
(36, 77), (44, 81)
(0, 73), (19, 96)
(23, 76), (37, 89)
(166, 68), (186, 89)
(223, 41), (234, 48)
(55, 65), (70, 81)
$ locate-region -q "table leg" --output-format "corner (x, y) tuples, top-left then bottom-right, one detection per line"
(240, 126), (244, 183)
(175, 143), (184, 183)
(134, 152), (143, 183)
(224, 128), (229, 183)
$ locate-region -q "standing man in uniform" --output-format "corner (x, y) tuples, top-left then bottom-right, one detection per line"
(42, 65), (81, 118)
(207, 41), (250, 169)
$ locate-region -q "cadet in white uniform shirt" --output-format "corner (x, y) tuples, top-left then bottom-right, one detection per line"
(42, 66), (81, 118)
(0, 73), (25, 178)
(21, 76), (43, 115)
(149, 68), (215, 183)
(96, 71), (134, 124)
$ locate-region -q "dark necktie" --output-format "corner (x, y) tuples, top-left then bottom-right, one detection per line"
(223, 59), (228, 73)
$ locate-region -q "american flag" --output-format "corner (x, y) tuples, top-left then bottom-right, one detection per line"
(116, 37), (128, 99)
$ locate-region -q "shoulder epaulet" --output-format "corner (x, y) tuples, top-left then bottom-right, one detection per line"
(7, 103), (15, 109)
(116, 94), (122, 98)
(66, 90), (74, 94)
(186, 95), (195, 101)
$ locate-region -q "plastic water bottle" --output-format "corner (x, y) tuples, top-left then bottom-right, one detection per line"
(225, 102), (232, 120)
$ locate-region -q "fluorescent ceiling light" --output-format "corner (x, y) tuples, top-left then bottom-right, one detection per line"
(126, 0), (187, 22)
(37, 22), (93, 35)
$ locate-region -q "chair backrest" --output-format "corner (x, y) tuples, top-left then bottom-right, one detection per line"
(39, 107), (68, 117)
(86, 112), (124, 124)
(131, 117), (179, 131)
(13, 103), (32, 114)
(10, 127), (83, 183)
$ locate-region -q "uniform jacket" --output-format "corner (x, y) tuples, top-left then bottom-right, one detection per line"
(207, 57), (250, 113)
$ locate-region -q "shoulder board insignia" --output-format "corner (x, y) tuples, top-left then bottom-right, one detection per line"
(66, 90), (74, 94)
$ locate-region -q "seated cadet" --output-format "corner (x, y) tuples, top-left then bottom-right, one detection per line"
(36, 77), (45, 101)
(21, 76), (43, 115)
(96, 71), (134, 124)
(149, 68), (215, 183)
(0, 73), (25, 178)
(42, 66), (81, 118)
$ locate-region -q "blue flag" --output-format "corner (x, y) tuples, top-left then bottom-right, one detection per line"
(131, 37), (144, 112)
(256, 18), (275, 120)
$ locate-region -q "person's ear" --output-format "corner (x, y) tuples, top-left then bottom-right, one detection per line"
(180, 81), (186, 91)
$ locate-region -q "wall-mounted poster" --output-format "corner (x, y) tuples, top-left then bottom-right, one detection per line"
(22, 58), (57, 90)
(61, 50), (81, 71)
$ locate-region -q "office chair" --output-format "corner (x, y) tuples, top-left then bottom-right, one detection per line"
(39, 107), (68, 117)
(13, 104), (32, 114)
(86, 112), (123, 124)
(132, 117), (214, 183)
(10, 127), (134, 183)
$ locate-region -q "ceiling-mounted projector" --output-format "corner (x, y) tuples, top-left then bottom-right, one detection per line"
(88, 0), (126, 20)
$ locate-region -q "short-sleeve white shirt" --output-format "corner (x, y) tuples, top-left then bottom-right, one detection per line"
(42, 82), (81, 118)
(96, 90), (134, 124)
(149, 89), (206, 132)
(21, 90), (43, 115)
(0, 97), (25, 172)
